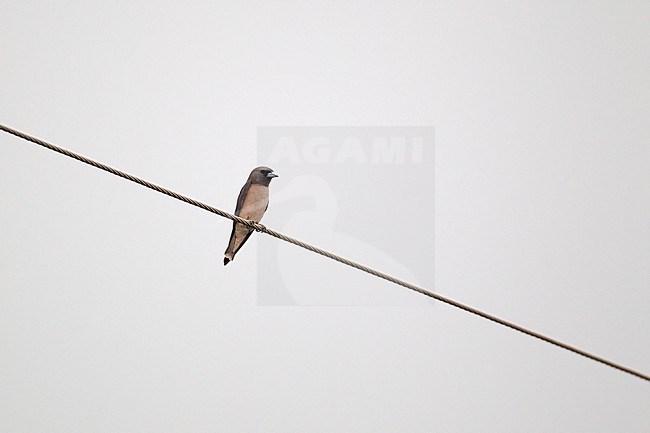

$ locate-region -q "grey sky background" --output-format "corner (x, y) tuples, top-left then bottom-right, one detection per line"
(1, 1), (649, 432)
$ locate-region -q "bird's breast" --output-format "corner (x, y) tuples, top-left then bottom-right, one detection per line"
(239, 184), (269, 222)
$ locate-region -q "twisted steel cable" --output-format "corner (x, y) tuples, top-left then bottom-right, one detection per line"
(1, 123), (648, 383)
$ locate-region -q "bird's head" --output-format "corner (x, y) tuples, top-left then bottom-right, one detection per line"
(250, 166), (278, 186)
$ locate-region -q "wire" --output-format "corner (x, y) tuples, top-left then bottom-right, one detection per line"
(2, 122), (649, 383)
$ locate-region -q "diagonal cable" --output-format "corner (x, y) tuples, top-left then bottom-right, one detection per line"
(1, 123), (648, 383)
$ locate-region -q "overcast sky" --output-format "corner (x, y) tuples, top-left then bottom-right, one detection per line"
(1, 1), (649, 432)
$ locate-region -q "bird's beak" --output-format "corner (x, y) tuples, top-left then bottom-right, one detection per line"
(266, 172), (278, 178)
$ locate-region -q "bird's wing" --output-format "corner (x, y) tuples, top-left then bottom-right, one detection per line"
(234, 180), (251, 216)
(224, 180), (254, 262)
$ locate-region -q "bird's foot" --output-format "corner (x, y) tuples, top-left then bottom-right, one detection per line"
(253, 222), (266, 232)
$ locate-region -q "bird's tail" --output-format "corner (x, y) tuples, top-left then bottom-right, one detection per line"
(223, 252), (234, 266)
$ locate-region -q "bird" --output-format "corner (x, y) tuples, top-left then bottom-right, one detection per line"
(223, 166), (278, 265)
